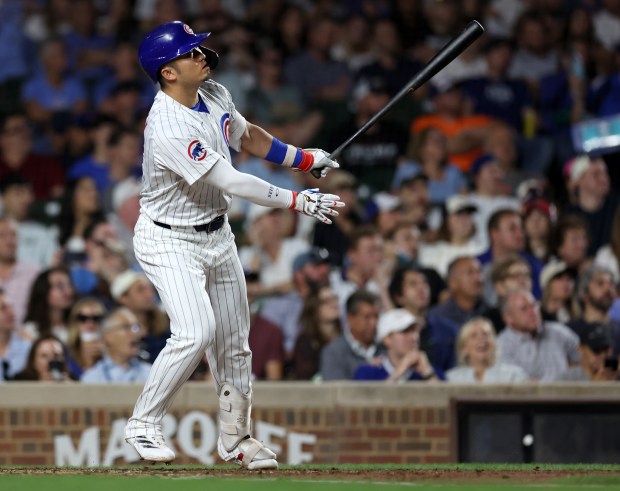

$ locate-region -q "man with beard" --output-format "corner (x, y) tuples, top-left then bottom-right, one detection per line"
(569, 266), (620, 358)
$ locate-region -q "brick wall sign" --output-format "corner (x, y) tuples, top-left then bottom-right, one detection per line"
(1, 382), (619, 466)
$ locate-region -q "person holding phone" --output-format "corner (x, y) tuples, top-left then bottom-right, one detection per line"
(13, 335), (73, 381)
(556, 324), (619, 382)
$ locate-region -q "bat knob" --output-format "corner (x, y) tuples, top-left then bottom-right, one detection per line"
(311, 168), (323, 179)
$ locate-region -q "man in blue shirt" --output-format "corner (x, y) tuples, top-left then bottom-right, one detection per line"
(81, 307), (151, 383)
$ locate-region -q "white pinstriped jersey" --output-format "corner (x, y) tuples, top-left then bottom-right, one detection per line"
(140, 80), (247, 226)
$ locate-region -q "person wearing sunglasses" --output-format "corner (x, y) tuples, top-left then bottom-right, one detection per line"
(124, 20), (344, 469)
(81, 307), (151, 384)
(66, 297), (107, 377)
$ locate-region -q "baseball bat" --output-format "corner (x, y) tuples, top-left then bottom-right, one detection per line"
(311, 20), (485, 179)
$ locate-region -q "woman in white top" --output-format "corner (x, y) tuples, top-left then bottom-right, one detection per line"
(418, 195), (484, 278)
(446, 317), (528, 383)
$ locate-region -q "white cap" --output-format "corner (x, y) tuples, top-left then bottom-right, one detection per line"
(373, 192), (401, 213)
(446, 195), (477, 214)
(568, 155), (591, 183)
(110, 270), (143, 300)
(376, 309), (417, 341)
(539, 260), (570, 291)
(246, 203), (277, 224)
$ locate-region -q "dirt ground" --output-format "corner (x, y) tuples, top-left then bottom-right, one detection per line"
(2, 466), (619, 483)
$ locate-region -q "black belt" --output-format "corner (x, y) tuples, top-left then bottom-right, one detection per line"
(153, 215), (225, 233)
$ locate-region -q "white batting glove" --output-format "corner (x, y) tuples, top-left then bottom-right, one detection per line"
(303, 149), (339, 178)
(290, 188), (345, 224)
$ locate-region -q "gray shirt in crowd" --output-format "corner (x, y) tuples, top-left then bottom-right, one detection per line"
(446, 363), (529, 383)
(497, 321), (580, 382)
(320, 331), (379, 381)
(555, 365), (590, 381)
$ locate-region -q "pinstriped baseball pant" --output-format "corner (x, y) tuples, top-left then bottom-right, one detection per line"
(125, 214), (252, 438)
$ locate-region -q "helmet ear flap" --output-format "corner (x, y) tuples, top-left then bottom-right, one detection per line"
(201, 47), (219, 69)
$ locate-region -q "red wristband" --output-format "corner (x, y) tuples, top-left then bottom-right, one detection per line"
(297, 150), (314, 172)
(288, 191), (299, 210)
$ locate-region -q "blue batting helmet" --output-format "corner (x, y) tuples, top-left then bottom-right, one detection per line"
(138, 21), (220, 82)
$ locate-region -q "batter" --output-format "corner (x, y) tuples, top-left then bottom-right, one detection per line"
(124, 21), (344, 470)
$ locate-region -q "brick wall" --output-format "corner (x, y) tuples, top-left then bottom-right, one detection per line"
(1, 382), (619, 466)
(0, 406), (450, 465)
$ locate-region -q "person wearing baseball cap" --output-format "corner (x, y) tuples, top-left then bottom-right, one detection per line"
(563, 154), (617, 256)
(521, 196), (555, 262)
(111, 270), (170, 364)
(418, 194), (483, 278)
(260, 247), (332, 360)
(556, 323), (618, 381)
(353, 308), (443, 382)
(539, 260), (575, 324)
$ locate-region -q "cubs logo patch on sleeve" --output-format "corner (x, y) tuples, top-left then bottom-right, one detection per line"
(188, 140), (207, 161)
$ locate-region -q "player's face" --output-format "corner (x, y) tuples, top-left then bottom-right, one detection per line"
(172, 47), (210, 83)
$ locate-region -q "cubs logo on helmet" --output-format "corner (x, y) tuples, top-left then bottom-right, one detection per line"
(187, 140), (207, 161)
(220, 113), (230, 147)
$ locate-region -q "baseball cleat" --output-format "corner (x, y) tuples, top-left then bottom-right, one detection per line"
(126, 435), (176, 463)
(217, 435), (278, 470)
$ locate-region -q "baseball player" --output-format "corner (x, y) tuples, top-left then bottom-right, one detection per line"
(123, 21), (343, 470)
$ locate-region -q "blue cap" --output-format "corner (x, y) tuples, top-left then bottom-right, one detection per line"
(391, 165), (429, 190)
(292, 247), (331, 272)
(138, 21), (219, 81)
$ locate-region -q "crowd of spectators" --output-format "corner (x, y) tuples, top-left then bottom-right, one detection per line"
(1, 0), (620, 385)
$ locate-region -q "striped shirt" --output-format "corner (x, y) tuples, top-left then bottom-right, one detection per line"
(140, 80), (247, 226)
(497, 321), (580, 382)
